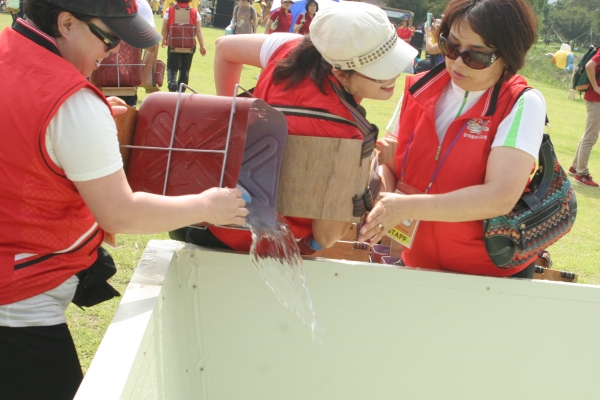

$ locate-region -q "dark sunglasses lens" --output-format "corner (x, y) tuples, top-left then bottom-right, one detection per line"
(106, 38), (121, 51)
(440, 37), (459, 60)
(462, 52), (488, 69)
(89, 23), (121, 51)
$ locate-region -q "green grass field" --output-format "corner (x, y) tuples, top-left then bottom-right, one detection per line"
(1, 13), (599, 373)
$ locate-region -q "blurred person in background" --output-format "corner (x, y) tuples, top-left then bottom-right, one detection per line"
(569, 49), (600, 187)
(264, 0), (292, 33)
(293, 0), (317, 35)
(232, 0), (258, 34)
(396, 17), (413, 44)
(161, 0), (207, 91)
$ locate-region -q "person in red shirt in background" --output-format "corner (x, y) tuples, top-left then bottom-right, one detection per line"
(265, 0), (293, 33)
(396, 17), (413, 43)
(294, 0), (317, 35)
(569, 49), (600, 187)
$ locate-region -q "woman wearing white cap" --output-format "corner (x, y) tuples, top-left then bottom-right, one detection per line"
(359, 0), (547, 278)
(201, 2), (416, 255)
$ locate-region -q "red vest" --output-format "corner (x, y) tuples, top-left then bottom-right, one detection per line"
(394, 65), (532, 276)
(210, 39), (362, 251)
(0, 22), (109, 305)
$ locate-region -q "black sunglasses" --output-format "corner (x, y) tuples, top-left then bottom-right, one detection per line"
(87, 22), (121, 51)
(439, 34), (501, 70)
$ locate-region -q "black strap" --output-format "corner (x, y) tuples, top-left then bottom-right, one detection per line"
(12, 19), (61, 57)
(270, 105), (356, 127)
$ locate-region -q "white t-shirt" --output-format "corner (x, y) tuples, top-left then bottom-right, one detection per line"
(0, 89), (123, 327)
(387, 80), (546, 159)
(259, 33), (301, 68)
(137, 0), (156, 27)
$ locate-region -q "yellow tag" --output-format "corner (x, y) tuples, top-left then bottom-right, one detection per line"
(103, 232), (118, 248)
(385, 181), (421, 249)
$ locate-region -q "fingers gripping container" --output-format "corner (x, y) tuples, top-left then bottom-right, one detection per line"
(125, 87), (288, 213)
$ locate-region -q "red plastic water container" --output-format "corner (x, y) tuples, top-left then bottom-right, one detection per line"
(91, 43), (143, 88)
(169, 24), (196, 49)
(126, 92), (288, 209)
(155, 60), (166, 87)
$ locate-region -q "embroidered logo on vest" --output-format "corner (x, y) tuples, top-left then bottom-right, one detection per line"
(464, 119), (489, 140)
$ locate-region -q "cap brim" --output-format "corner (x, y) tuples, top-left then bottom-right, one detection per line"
(356, 38), (418, 81)
(102, 14), (162, 49)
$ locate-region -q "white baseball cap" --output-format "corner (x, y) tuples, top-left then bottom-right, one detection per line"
(310, 2), (417, 80)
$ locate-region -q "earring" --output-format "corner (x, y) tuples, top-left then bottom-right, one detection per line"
(344, 85), (357, 95)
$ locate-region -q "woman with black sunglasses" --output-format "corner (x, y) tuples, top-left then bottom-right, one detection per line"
(360, 0), (547, 278)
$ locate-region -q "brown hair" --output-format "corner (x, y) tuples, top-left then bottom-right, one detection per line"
(272, 36), (352, 94)
(438, 0), (536, 82)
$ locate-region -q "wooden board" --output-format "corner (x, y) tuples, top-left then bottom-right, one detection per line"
(309, 225), (403, 263)
(171, 48), (194, 53)
(114, 106), (138, 172)
(277, 136), (370, 223)
(102, 87), (138, 96)
(534, 267), (578, 283)
(310, 224), (369, 262)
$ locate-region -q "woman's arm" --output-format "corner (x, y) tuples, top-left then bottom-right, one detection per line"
(312, 220), (352, 249)
(424, 25), (440, 55)
(359, 146), (535, 242)
(263, 16), (273, 33)
(214, 34), (267, 95)
(196, 19), (206, 55)
(161, 16), (168, 47)
(293, 14), (303, 33)
(252, 8), (258, 33)
(73, 169), (248, 234)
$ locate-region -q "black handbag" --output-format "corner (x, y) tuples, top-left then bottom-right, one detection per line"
(483, 134), (577, 269)
(72, 246), (120, 308)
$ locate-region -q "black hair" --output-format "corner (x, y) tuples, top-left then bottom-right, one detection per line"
(272, 35), (351, 94)
(438, 0), (537, 82)
(305, 0), (318, 13)
(24, 0), (93, 38)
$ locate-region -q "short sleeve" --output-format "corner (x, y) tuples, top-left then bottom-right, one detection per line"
(491, 89), (546, 159)
(386, 95), (404, 136)
(259, 33), (302, 68)
(46, 89), (123, 182)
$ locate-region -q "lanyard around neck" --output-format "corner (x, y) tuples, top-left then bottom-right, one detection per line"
(400, 120), (469, 194)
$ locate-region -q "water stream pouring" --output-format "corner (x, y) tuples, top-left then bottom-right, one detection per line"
(244, 196), (326, 344)
(125, 86), (325, 342)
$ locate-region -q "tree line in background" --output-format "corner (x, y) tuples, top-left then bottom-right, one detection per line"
(385, 0), (600, 47)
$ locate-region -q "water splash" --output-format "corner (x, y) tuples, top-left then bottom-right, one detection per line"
(245, 199), (325, 344)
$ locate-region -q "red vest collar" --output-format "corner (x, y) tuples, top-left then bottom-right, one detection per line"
(13, 18), (60, 57)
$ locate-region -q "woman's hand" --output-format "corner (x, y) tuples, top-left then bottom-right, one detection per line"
(376, 135), (397, 165)
(106, 96), (128, 117)
(198, 187), (248, 226)
(358, 192), (409, 244)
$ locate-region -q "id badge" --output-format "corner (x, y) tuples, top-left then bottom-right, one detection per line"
(385, 181), (422, 249)
(103, 232), (118, 248)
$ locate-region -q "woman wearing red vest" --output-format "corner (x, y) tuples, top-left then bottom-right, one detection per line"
(0, 1), (246, 398)
(188, 2), (416, 253)
(359, 0), (547, 278)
